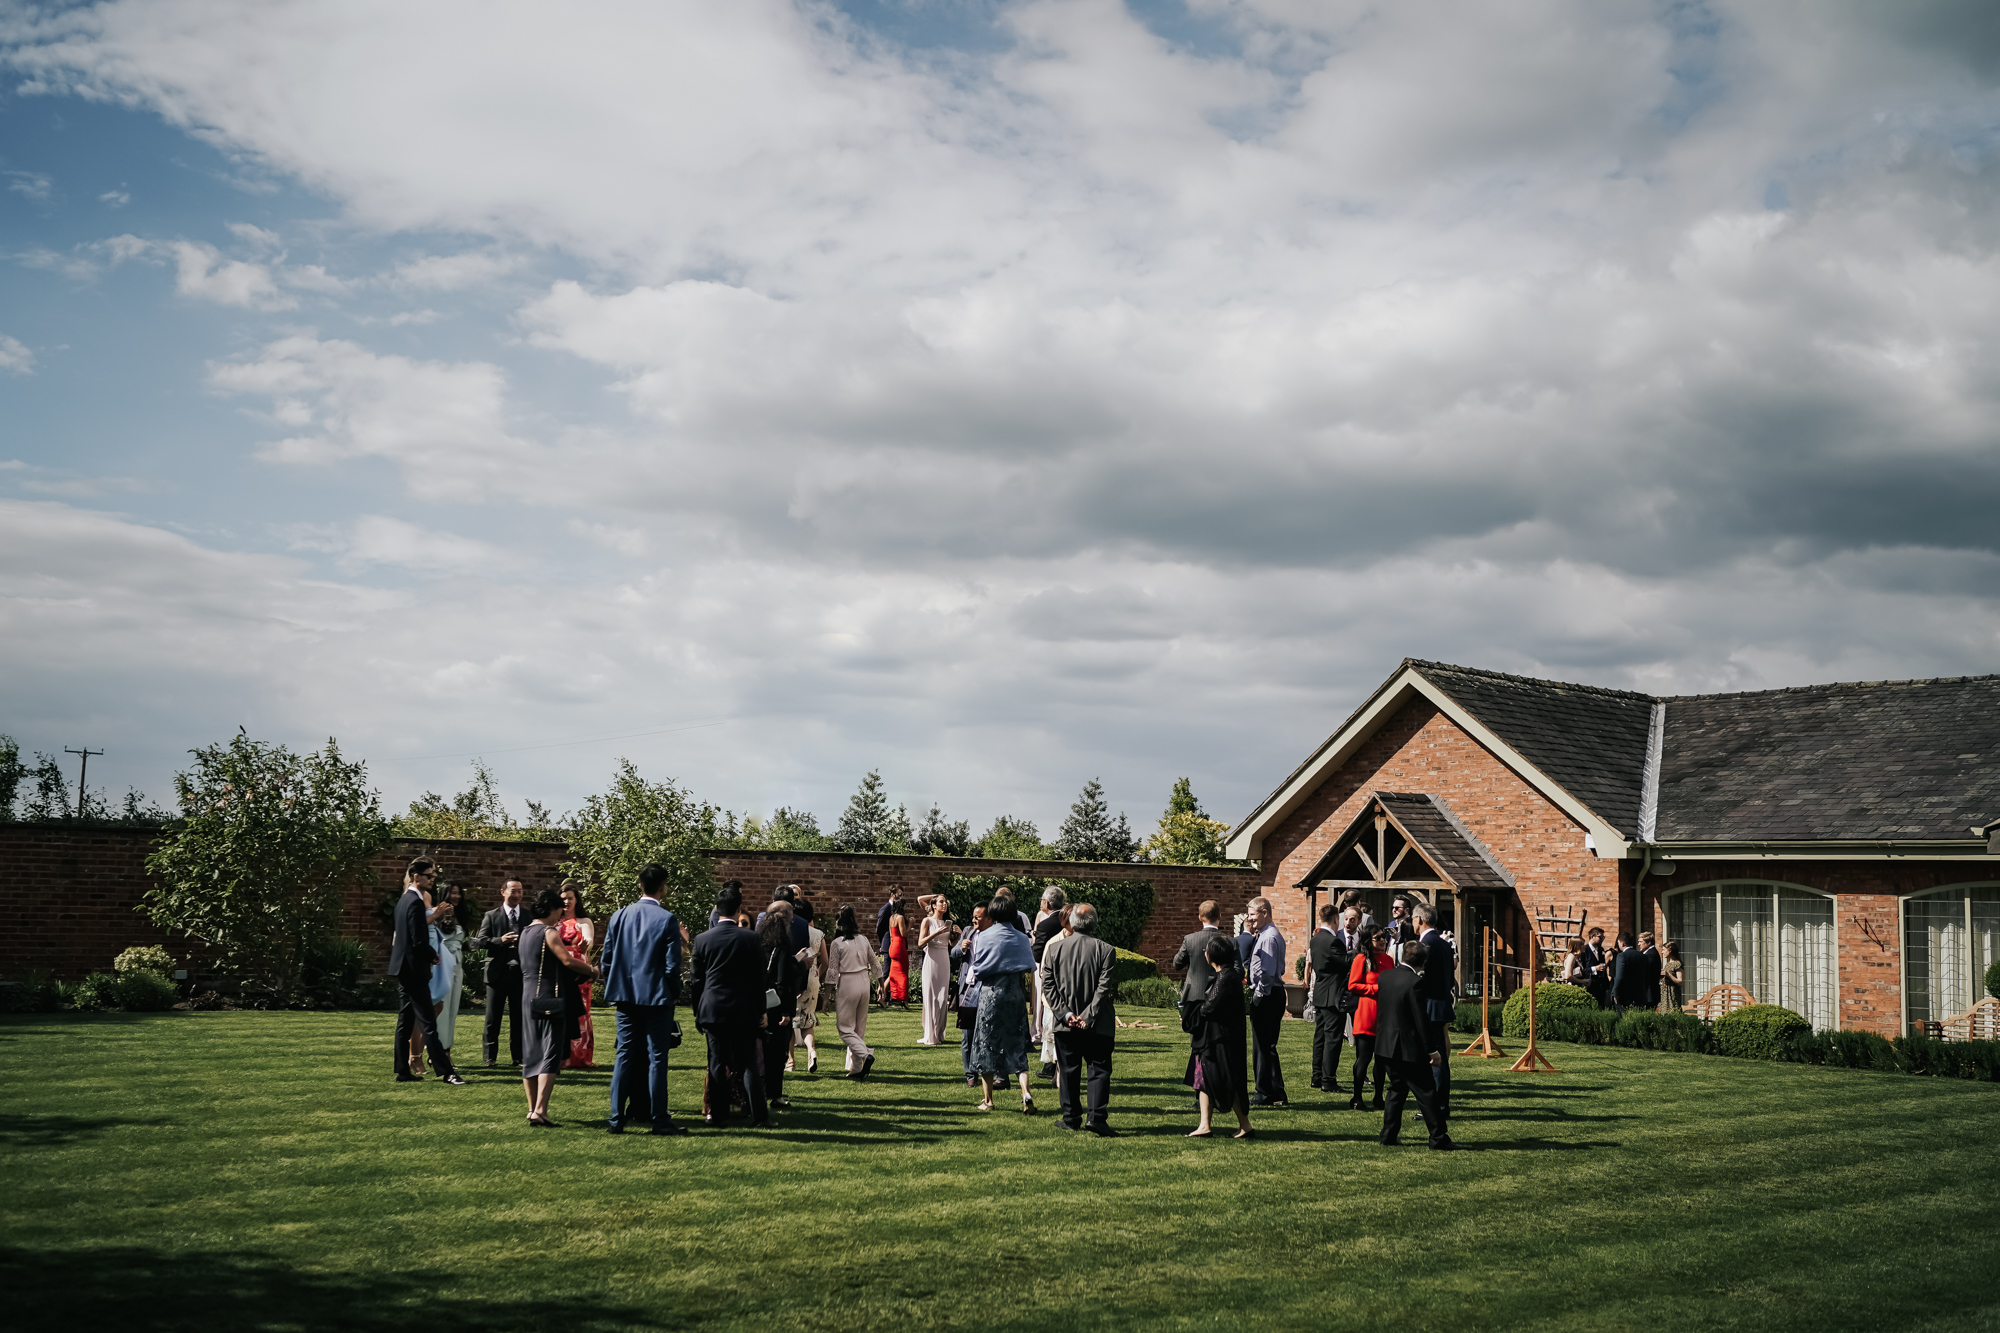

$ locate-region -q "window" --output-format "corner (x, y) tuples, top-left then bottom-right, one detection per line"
(1665, 882), (1837, 1030)
(1903, 885), (2000, 1030)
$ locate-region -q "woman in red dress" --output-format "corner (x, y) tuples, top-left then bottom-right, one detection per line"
(1345, 927), (1394, 1111)
(558, 882), (597, 1070)
(885, 902), (910, 1008)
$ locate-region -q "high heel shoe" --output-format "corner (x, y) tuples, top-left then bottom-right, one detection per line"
(1021, 1096), (1038, 1115)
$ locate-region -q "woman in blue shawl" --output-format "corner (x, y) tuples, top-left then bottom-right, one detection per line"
(967, 896), (1038, 1113)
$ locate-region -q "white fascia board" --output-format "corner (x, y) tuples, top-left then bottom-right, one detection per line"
(1653, 840), (1995, 861)
(1226, 665), (1634, 861)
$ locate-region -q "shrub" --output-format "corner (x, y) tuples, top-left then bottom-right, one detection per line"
(296, 935), (368, 1009)
(1613, 1009), (1713, 1053)
(1808, 1029), (1899, 1072)
(1541, 1009), (1620, 1045)
(1500, 982), (1596, 1038)
(1115, 977), (1179, 1010)
(1714, 1004), (1812, 1060)
(1894, 1033), (2000, 1081)
(1112, 949), (1157, 986)
(64, 972), (122, 1011)
(1452, 1002), (1485, 1034)
(113, 946), (176, 977)
(1987, 958), (2000, 1002)
(0, 970), (62, 1013)
(112, 970), (180, 1012)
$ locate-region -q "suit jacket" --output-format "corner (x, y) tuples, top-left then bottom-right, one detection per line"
(1031, 911), (1067, 964)
(1309, 927), (1356, 1010)
(1612, 946), (1650, 1005)
(1374, 965), (1442, 1064)
(388, 888), (436, 980)
(1040, 931), (1118, 1037)
(687, 919), (765, 1030)
(1416, 927), (1456, 1022)
(1640, 946), (1663, 1006)
(473, 903), (531, 988)
(597, 896), (683, 1007)
(1581, 942), (1609, 989)
(1172, 926), (1222, 1004)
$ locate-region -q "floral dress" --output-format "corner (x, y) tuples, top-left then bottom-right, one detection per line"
(558, 916), (595, 1069)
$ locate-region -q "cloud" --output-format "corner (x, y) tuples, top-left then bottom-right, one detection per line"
(99, 187), (129, 207)
(287, 513), (513, 575)
(566, 519), (648, 556)
(20, 474), (166, 497)
(6, 170), (53, 202)
(170, 239), (293, 308)
(0, 335), (34, 374)
(392, 251), (520, 291)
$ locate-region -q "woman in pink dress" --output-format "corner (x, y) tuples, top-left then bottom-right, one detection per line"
(558, 882), (597, 1070)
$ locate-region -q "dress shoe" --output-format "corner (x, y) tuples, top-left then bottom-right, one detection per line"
(649, 1122), (688, 1137)
(1087, 1123), (1119, 1138)
(606, 1124), (625, 1135)
(1370, 1096), (1386, 1111)
(1430, 1137), (1458, 1152)
(1347, 1097), (1364, 1110)
(1057, 1122), (1082, 1132)
(395, 1072), (423, 1082)
(1379, 1135), (1400, 1146)
(441, 1073), (467, 1086)
(1039, 1062), (1057, 1081)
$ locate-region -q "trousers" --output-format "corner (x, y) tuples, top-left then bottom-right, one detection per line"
(1052, 1029), (1114, 1128)
(1424, 1018), (1453, 1117)
(483, 974), (523, 1064)
(1382, 1055), (1448, 1146)
(394, 970), (452, 1077)
(701, 1021), (767, 1124)
(1247, 990), (1287, 1103)
(1312, 1006), (1347, 1088)
(609, 1002), (676, 1128)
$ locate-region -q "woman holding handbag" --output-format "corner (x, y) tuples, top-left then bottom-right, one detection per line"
(759, 903), (803, 1110)
(829, 905), (879, 1079)
(520, 886), (597, 1127)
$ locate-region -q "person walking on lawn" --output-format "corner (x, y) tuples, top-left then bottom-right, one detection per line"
(1374, 940), (1455, 1151)
(391, 857), (463, 1086)
(1040, 902), (1119, 1136)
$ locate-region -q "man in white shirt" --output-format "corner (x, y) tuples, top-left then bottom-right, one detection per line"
(1236, 896), (1289, 1107)
(475, 878), (529, 1067)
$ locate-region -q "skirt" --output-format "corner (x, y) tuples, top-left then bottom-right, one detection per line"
(969, 971), (1032, 1078)
(523, 1011), (564, 1078)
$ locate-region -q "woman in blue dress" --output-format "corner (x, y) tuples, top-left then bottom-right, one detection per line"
(967, 896), (1038, 1115)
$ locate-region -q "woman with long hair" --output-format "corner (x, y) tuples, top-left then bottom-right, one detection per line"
(1560, 936), (1586, 986)
(1659, 940), (1686, 1011)
(967, 897), (1037, 1114)
(915, 894), (956, 1045)
(520, 886), (597, 1127)
(558, 882), (596, 1069)
(1185, 934), (1252, 1139)
(788, 898), (828, 1074)
(828, 905), (878, 1078)
(1346, 927), (1395, 1111)
(759, 903), (802, 1110)
(430, 882), (469, 1056)
(884, 894), (911, 1009)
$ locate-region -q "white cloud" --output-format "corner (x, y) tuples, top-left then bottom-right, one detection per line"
(6, 170), (53, 201)
(99, 187), (129, 207)
(0, 335), (34, 374)
(287, 513), (512, 575)
(392, 251), (520, 291)
(566, 518), (648, 556)
(170, 239), (293, 308)
(20, 474), (166, 497)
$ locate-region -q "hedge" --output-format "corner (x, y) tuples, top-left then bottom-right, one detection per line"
(932, 873), (1155, 952)
(1113, 949), (1158, 986)
(1116, 977), (1179, 1010)
(1987, 957), (2000, 1001)
(1499, 982), (1596, 1037)
(1714, 1004), (1813, 1060)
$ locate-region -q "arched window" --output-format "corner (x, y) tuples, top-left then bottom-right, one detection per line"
(1903, 884), (2000, 1030)
(1664, 881), (1836, 1030)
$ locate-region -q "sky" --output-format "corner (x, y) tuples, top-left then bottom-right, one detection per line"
(3, 0), (2000, 836)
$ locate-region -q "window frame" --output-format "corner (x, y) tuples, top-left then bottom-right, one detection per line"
(1898, 881), (2000, 1035)
(1661, 879), (1839, 1030)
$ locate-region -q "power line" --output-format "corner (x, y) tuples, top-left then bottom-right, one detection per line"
(382, 717), (733, 764)
(63, 746), (104, 818)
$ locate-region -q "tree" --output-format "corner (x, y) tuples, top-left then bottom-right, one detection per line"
(912, 804), (971, 857)
(1141, 777), (1236, 866)
(561, 759), (727, 925)
(0, 735), (23, 820)
(833, 771), (911, 853)
(739, 806), (833, 851)
(1054, 778), (1139, 863)
(143, 733), (392, 1002)
(974, 814), (1053, 860)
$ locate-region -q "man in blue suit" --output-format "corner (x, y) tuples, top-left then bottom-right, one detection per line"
(599, 862), (687, 1136)
(1411, 902), (1455, 1122)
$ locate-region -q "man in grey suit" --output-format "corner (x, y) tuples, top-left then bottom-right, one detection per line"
(1170, 900), (1224, 1008)
(1040, 902), (1120, 1136)
(473, 878), (528, 1066)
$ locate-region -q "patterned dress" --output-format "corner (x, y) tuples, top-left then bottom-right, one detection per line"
(558, 916), (595, 1069)
(969, 971), (1032, 1077)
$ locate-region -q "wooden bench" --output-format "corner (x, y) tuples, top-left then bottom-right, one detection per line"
(1928, 996), (2000, 1042)
(1684, 983), (1758, 1022)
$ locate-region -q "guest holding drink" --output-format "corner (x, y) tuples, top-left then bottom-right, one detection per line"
(558, 883), (597, 1069)
(916, 894), (956, 1046)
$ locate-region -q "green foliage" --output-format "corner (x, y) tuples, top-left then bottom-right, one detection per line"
(1714, 1004), (1813, 1060)
(143, 734), (391, 1004)
(0, 734), (170, 824)
(1452, 1002), (1485, 1034)
(1612, 1009), (1714, 1053)
(1112, 948), (1157, 986)
(392, 760), (557, 841)
(1141, 778), (1234, 865)
(1892, 1033), (2000, 1081)
(113, 946), (177, 976)
(832, 771), (913, 854)
(1054, 779), (1139, 863)
(1986, 958), (2000, 1002)
(1540, 1008), (1621, 1044)
(1787, 1028), (1899, 1071)
(562, 759), (726, 925)
(113, 970), (180, 1012)
(737, 806), (834, 852)
(0, 734), (23, 820)
(929, 874), (1156, 951)
(296, 935), (370, 1009)
(64, 972), (122, 1011)
(911, 805), (971, 857)
(0, 970), (62, 1013)
(974, 815), (1053, 860)
(1115, 976), (1179, 1010)
(1499, 982), (1597, 1037)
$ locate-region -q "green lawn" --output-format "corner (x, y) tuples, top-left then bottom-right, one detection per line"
(3, 1007), (1997, 1332)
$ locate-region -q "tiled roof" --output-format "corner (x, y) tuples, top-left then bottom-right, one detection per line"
(1375, 792), (1514, 888)
(1656, 676), (2000, 841)
(1409, 660), (1656, 838)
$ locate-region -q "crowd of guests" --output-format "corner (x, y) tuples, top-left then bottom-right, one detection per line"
(384, 858), (1460, 1149)
(1559, 925), (1685, 1013)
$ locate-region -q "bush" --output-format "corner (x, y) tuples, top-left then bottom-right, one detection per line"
(1500, 982), (1596, 1038)
(1613, 1009), (1714, 1053)
(1452, 1002), (1485, 1034)
(1116, 977), (1179, 1010)
(1541, 1008), (1620, 1045)
(1112, 949), (1157, 986)
(64, 972), (122, 1011)
(0, 970), (62, 1013)
(1893, 1033), (2000, 1081)
(1713, 1004), (1812, 1060)
(113, 970), (180, 1011)
(1796, 1028), (1899, 1071)
(931, 875), (1156, 952)
(113, 945), (176, 977)
(296, 935), (368, 1009)
(1987, 958), (2000, 1001)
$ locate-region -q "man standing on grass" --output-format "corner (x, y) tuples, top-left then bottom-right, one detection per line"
(1308, 903), (1356, 1094)
(1237, 896), (1289, 1108)
(474, 878), (528, 1067)
(1611, 932), (1648, 1017)
(599, 862), (687, 1136)
(1581, 927), (1611, 1008)
(1375, 940), (1454, 1151)
(1638, 932), (1663, 1011)
(689, 881), (769, 1128)
(391, 856), (464, 1086)
(1412, 902), (1455, 1122)
(1040, 902), (1119, 1136)
(1172, 901), (1224, 1016)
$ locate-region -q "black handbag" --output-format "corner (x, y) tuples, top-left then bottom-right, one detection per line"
(1179, 998), (1201, 1035)
(529, 931), (565, 1020)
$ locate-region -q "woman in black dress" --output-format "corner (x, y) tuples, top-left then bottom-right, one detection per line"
(520, 886), (596, 1127)
(1185, 934), (1253, 1139)
(759, 902), (803, 1111)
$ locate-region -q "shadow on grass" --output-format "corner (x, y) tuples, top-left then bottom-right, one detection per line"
(2, 1245), (681, 1332)
(0, 1114), (170, 1146)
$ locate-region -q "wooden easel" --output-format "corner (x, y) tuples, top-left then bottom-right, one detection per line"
(1507, 964), (1560, 1073)
(1533, 901), (1588, 982)
(1461, 925), (1508, 1058)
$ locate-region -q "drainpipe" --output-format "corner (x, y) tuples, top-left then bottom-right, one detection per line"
(1630, 845), (1653, 940)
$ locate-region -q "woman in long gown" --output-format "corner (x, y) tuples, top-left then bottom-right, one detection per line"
(1185, 934), (1252, 1138)
(916, 894), (955, 1045)
(885, 903), (911, 1008)
(558, 882), (596, 1069)
(520, 887), (596, 1127)
(409, 884), (460, 1076)
(430, 883), (467, 1054)
(828, 905), (878, 1079)
(968, 897), (1037, 1114)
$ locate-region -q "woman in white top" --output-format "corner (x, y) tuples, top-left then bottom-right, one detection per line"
(429, 883), (467, 1051)
(915, 893), (957, 1045)
(789, 898), (829, 1074)
(827, 904), (878, 1079)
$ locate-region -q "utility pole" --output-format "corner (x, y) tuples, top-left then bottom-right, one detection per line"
(64, 747), (104, 819)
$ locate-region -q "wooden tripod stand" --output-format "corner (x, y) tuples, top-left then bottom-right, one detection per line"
(1507, 964), (1559, 1073)
(1461, 925), (1508, 1058)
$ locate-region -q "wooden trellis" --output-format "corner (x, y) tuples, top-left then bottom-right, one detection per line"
(1533, 902), (1589, 982)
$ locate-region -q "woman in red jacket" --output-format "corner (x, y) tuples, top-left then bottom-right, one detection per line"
(1346, 927), (1394, 1111)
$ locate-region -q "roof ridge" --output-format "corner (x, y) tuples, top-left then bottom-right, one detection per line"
(1666, 672), (2000, 702)
(1405, 658), (1658, 703)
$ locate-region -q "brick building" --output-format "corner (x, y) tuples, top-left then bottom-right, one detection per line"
(1224, 659), (2000, 1037)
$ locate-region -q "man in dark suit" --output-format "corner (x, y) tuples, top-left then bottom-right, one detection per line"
(1412, 902), (1456, 1120)
(1171, 900), (1224, 1010)
(390, 857), (464, 1085)
(1374, 940), (1454, 1150)
(1611, 931), (1650, 1016)
(473, 877), (528, 1067)
(1384, 894), (1416, 959)
(687, 881), (768, 1127)
(1040, 902), (1120, 1135)
(1581, 927), (1611, 1008)
(1308, 903), (1357, 1093)
(599, 862), (687, 1136)
(1638, 931), (1663, 1010)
